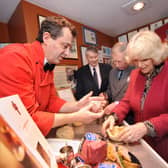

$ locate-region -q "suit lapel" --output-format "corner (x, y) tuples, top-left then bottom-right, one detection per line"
(86, 65), (94, 81)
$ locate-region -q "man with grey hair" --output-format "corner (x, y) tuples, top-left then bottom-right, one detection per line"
(75, 46), (112, 100)
(104, 42), (134, 123)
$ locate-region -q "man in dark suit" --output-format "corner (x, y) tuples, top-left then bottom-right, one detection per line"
(75, 46), (112, 100)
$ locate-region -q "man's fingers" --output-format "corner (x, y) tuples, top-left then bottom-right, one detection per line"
(83, 91), (93, 99)
(95, 110), (104, 118)
(101, 100), (107, 106)
(79, 91), (93, 102)
(89, 96), (104, 101)
(82, 103), (93, 111)
(104, 107), (111, 114)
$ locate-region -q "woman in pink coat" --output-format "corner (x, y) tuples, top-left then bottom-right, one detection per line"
(102, 31), (168, 161)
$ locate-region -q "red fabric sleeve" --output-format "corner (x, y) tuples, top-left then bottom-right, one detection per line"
(32, 111), (54, 136)
(148, 65), (168, 138)
(149, 114), (168, 138)
(47, 83), (66, 113)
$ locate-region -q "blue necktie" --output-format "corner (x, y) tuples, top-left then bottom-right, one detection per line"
(118, 70), (123, 80)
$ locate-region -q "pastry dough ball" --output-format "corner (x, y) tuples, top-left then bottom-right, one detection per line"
(74, 125), (85, 138)
(72, 122), (83, 127)
(56, 125), (74, 139)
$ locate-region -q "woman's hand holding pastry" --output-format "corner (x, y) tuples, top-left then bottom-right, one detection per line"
(117, 122), (148, 143)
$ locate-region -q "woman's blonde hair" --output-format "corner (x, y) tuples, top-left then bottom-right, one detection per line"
(126, 31), (168, 65)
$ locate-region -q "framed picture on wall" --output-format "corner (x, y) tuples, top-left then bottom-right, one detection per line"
(128, 30), (138, 41)
(164, 18), (168, 24)
(37, 15), (46, 28)
(83, 27), (97, 45)
(80, 46), (88, 65)
(101, 46), (111, 57)
(118, 34), (128, 42)
(98, 50), (103, 63)
(150, 20), (163, 31)
(57, 87), (76, 101)
(165, 30), (168, 42)
(54, 65), (78, 89)
(0, 43), (11, 48)
(65, 39), (78, 59)
(139, 26), (149, 32)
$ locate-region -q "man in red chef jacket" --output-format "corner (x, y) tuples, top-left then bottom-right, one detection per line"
(0, 16), (104, 136)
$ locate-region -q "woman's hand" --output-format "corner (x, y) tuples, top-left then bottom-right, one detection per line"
(117, 122), (148, 143)
(102, 115), (115, 136)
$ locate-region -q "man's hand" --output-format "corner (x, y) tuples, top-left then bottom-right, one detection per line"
(60, 91), (106, 113)
(98, 92), (108, 108)
(104, 102), (118, 115)
(117, 122), (148, 143)
(76, 91), (105, 111)
(53, 104), (104, 128)
(102, 115), (115, 136)
(76, 103), (105, 124)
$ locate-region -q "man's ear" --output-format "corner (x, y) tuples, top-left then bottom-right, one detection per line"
(43, 32), (51, 44)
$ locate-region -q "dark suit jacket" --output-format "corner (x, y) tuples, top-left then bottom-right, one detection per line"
(75, 63), (112, 100)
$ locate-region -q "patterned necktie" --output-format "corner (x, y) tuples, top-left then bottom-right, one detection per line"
(43, 63), (56, 72)
(93, 67), (98, 88)
(118, 70), (123, 80)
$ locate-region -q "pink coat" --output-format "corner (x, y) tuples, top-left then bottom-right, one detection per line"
(0, 41), (66, 135)
(113, 61), (168, 161)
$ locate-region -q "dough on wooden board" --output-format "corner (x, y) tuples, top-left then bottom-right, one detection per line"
(56, 125), (74, 139)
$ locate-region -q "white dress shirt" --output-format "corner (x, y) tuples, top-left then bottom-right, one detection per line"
(89, 64), (102, 89)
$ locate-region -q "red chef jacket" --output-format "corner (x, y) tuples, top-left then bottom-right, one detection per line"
(0, 41), (66, 135)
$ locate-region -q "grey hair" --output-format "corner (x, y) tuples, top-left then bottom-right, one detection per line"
(112, 42), (127, 53)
